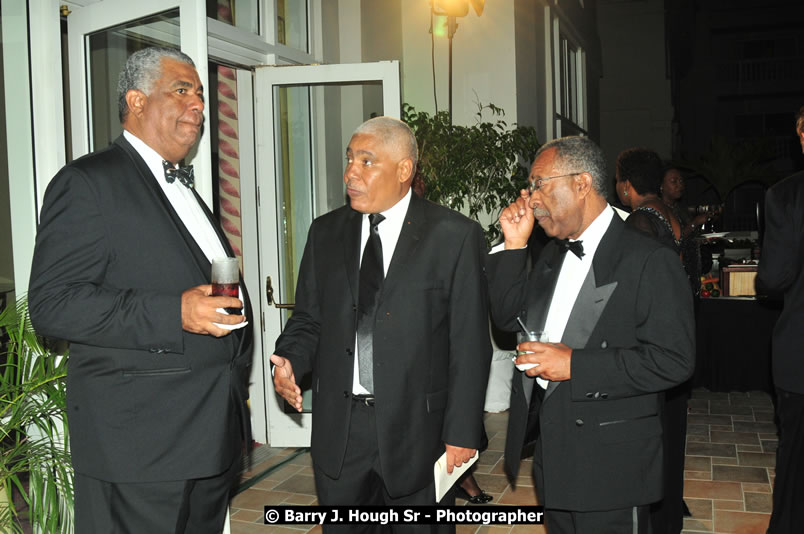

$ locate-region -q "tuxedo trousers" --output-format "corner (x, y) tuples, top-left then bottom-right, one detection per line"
(650, 383), (691, 534)
(545, 505), (651, 534)
(768, 388), (804, 534)
(73, 454), (239, 534)
(314, 397), (454, 534)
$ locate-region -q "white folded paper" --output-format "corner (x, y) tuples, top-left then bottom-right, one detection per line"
(213, 314), (248, 331)
(214, 291), (248, 330)
(512, 355), (539, 371)
(433, 450), (479, 502)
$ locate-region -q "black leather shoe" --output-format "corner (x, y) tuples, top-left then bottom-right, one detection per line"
(683, 500), (692, 517)
(456, 487), (494, 504)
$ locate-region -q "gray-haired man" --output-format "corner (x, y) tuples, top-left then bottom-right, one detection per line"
(270, 116), (491, 533)
(490, 136), (694, 533)
(29, 47), (251, 533)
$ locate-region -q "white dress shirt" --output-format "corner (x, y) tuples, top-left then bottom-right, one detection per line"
(352, 188), (413, 394)
(538, 205), (614, 388)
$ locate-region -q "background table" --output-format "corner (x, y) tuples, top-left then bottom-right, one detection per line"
(694, 296), (781, 392)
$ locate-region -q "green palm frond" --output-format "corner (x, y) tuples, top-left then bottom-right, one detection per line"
(1, 296), (73, 533)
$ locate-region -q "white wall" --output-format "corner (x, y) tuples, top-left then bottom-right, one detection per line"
(598, 0), (672, 173)
(400, 1), (519, 126)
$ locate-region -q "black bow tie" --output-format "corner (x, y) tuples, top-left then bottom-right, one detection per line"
(557, 238), (585, 259)
(162, 160), (194, 188)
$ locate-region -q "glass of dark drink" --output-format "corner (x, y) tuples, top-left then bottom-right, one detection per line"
(211, 257), (241, 315)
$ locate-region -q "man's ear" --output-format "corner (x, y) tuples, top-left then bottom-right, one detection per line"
(397, 158), (414, 184)
(576, 171), (594, 198)
(125, 89), (147, 119)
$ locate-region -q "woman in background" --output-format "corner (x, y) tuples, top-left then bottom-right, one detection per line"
(616, 148), (682, 252)
(616, 148), (689, 534)
(661, 165), (708, 295)
(661, 166), (708, 237)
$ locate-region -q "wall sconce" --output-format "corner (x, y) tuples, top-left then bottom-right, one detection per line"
(430, 0), (484, 123)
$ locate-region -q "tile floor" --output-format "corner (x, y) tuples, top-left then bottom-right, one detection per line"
(230, 389), (776, 534)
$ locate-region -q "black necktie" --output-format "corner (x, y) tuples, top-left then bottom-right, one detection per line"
(356, 213), (385, 394)
(557, 238), (584, 259)
(163, 160), (195, 188)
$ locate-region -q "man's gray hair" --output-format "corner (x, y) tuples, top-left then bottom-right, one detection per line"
(353, 116), (418, 175)
(117, 47), (195, 123)
(796, 106), (804, 136)
(534, 136), (608, 198)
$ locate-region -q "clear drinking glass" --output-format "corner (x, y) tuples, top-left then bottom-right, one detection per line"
(211, 257), (240, 314)
(514, 330), (547, 370)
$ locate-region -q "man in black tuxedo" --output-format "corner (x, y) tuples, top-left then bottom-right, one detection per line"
(488, 136), (694, 533)
(270, 117), (491, 533)
(758, 106), (804, 534)
(28, 47), (251, 534)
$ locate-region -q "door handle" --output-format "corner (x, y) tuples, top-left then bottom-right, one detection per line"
(266, 276), (295, 309)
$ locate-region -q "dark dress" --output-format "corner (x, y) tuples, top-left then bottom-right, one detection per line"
(626, 205), (689, 534)
(627, 206), (681, 253)
(669, 202), (704, 295)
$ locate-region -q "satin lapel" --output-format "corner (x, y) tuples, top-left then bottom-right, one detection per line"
(544, 217), (621, 401)
(381, 194), (425, 295)
(343, 209), (363, 306)
(590, 210), (625, 286)
(517, 243), (563, 404)
(192, 187), (234, 257)
(114, 135), (209, 281)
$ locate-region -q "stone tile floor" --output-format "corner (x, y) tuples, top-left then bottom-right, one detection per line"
(230, 389), (775, 534)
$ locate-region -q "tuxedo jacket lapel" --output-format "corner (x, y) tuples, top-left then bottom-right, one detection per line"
(544, 217), (621, 401)
(545, 268), (617, 400)
(343, 209), (363, 306)
(526, 245), (564, 333)
(341, 194), (426, 315)
(192, 188), (231, 257)
(114, 135), (210, 282)
(383, 194), (425, 294)
(518, 244), (564, 407)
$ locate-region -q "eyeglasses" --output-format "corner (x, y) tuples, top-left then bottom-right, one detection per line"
(526, 172), (584, 193)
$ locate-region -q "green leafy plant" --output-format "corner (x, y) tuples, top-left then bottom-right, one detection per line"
(1, 297), (73, 533)
(403, 102), (541, 244)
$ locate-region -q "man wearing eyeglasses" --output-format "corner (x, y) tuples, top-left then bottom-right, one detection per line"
(487, 136), (694, 534)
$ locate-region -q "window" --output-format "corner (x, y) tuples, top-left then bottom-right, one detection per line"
(276, 0), (309, 52)
(555, 29), (587, 136)
(206, 0), (259, 35)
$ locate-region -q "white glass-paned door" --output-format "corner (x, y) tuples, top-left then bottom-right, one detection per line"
(254, 61), (400, 447)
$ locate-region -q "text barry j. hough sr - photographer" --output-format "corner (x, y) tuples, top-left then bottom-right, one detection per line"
(264, 505), (545, 526)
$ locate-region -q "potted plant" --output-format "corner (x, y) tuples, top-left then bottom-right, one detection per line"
(403, 102), (541, 244)
(1, 297), (73, 533)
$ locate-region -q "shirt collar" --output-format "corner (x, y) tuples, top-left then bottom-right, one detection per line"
(123, 130), (174, 184)
(364, 187), (412, 226)
(572, 204), (615, 261)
